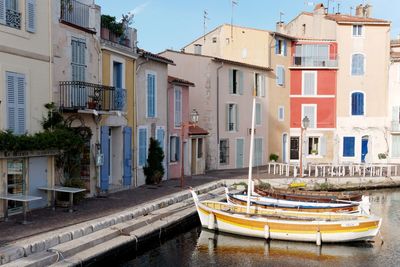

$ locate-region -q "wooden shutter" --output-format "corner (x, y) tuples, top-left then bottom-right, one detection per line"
(176, 136), (180, 161)
(275, 39), (279, 54)
(138, 128), (147, 166)
(281, 67), (285, 86)
(238, 70), (244, 95)
(320, 136), (327, 156)
(229, 69), (233, 94)
(256, 103), (261, 125)
(343, 137), (355, 157)
(6, 72), (25, 135)
(122, 127), (132, 186)
(16, 74), (26, 134)
(147, 74), (156, 117)
(283, 40), (287, 56)
(26, 0), (36, 33)
(0, 0), (5, 24)
(261, 75), (266, 97)
(392, 106), (400, 123)
(225, 104), (229, 131)
(6, 72), (16, 133)
(235, 104), (239, 131)
(303, 72), (315, 95)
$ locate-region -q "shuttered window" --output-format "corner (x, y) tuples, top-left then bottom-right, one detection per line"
(6, 72), (26, 135)
(254, 73), (265, 97)
(0, 0), (5, 24)
(227, 103), (238, 131)
(174, 87), (182, 127)
(138, 128), (148, 167)
(253, 138), (263, 166)
(352, 54), (365, 76)
(302, 105), (316, 128)
(392, 135), (400, 158)
(343, 137), (355, 157)
(302, 71), (316, 95)
(156, 128), (165, 152)
(352, 25), (363, 36)
(219, 139), (229, 164)
(255, 103), (261, 125)
(351, 92), (364, 115)
(147, 73), (156, 118)
(71, 38), (86, 81)
(278, 106), (284, 121)
(170, 136), (180, 162)
(26, 0), (36, 33)
(229, 69), (243, 95)
(276, 66), (285, 86)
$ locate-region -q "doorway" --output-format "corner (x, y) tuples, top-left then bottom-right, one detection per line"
(361, 136), (369, 163)
(236, 138), (244, 168)
(290, 137), (300, 160)
(7, 159), (25, 213)
(282, 133), (288, 163)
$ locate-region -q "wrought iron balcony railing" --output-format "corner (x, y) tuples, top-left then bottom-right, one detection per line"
(5, 9), (21, 29)
(292, 55), (338, 68)
(59, 81), (126, 112)
(60, 0), (89, 29)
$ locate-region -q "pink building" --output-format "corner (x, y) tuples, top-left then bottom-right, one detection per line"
(167, 76), (207, 179)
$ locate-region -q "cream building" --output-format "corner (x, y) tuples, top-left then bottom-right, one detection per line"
(182, 24), (291, 165)
(0, 0), (55, 217)
(284, 4), (391, 164)
(388, 40), (400, 162)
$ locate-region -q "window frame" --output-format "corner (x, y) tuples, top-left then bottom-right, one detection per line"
(276, 65), (285, 86)
(278, 106), (284, 122)
(343, 136), (356, 157)
(352, 24), (364, 37)
(301, 104), (317, 129)
(301, 71), (317, 96)
(219, 139), (229, 165)
(227, 103), (238, 132)
(351, 53), (365, 76)
(308, 136), (320, 155)
(169, 135), (180, 163)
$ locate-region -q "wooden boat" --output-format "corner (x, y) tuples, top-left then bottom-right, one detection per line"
(254, 187), (363, 203)
(191, 189), (382, 244)
(225, 189), (363, 213)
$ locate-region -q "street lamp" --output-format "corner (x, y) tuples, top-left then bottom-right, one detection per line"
(180, 109), (199, 188)
(299, 116), (310, 177)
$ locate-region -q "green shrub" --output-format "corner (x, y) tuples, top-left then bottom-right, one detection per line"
(143, 138), (165, 184)
(269, 153), (279, 162)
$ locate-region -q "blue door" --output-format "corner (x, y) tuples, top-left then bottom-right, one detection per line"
(28, 157), (48, 209)
(100, 126), (110, 191)
(361, 137), (368, 163)
(123, 127), (132, 186)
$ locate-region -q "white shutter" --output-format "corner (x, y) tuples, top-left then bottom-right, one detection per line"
(6, 72), (25, 134)
(261, 75), (266, 97)
(26, 0), (36, 33)
(320, 136), (327, 156)
(238, 70), (244, 95)
(6, 72), (16, 133)
(16, 74), (26, 134)
(235, 104), (239, 131)
(0, 0), (5, 24)
(303, 105), (315, 128)
(303, 72), (315, 95)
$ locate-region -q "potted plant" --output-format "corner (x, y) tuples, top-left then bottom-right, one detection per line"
(101, 15), (124, 42)
(269, 153), (279, 162)
(311, 149), (318, 155)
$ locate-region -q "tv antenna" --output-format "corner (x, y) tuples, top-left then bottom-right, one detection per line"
(279, 11), (284, 23)
(231, 0), (238, 40)
(203, 10), (209, 42)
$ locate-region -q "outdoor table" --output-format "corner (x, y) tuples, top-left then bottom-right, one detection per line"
(0, 194), (42, 224)
(38, 186), (86, 213)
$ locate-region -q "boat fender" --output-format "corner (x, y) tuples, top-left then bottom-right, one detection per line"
(264, 225), (270, 240)
(208, 213), (215, 230)
(316, 231), (322, 246)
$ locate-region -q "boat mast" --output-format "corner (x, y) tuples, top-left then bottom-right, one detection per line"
(246, 89), (257, 213)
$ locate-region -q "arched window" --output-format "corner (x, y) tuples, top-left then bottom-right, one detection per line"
(352, 54), (365, 76)
(351, 92), (364, 115)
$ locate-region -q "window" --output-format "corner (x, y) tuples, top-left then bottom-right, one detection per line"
(351, 92), (364, 116)
(0, 0), (22, 29)
(197, 138), (203, 158)
(352, 25), (363, 37)
(290, 137), (300, 160)
(276, 66), (285, 86)
(212, 37), (217, 43)
(392, 135), (400, 157)
(6, 72), (26, 135)
(147, 73), (156, 118)
(275, 38), (287, 56)
(302, 71), (317, 95)
(174, 86), (182, 127)
(343, 137), (355, 157)
(352, 54), (365, 76)
(138, 128), (148, 167)
(219, 139), (229, 164)
(254, 73), (265, 97)
(294, 44), (330, 67)
(156, 127), (165, 152)
(302, 105), (316, 128)
(227, 103), (238, 131)
(71, 38), (86, 82)
(170, 136), (180, 162)
(278, 106), (284, 121)
(308, 137), (319, 155)
(26, 0), (36, 33)
(255, 103), (261, 125)
(229, 69), (243, 95)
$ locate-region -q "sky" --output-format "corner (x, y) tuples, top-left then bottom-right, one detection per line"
(96, 0), (399, 53)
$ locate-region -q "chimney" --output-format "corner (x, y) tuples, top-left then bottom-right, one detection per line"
(194, 44), (202, 55)
(276, 21), (285, 33)
(313, 3), (326, 15)
(364, 4), (372, 18)
(355, 4), (363, 17)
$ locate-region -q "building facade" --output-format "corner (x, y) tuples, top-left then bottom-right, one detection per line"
(388, 40), (400, 162)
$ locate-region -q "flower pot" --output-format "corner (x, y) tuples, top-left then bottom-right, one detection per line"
(88, 101), (97, 109)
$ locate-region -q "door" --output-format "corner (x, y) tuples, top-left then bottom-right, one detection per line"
(290, 137), (299, 160)
(282, 133), (288, 163)
(100, 126), (110, 191)
(28, 157), (48, 209)
(361, 136), (369, 163)
(123, 127), (132, 186)
(236, 139), (244, 168)
(184, 142), (190, 176)
(7, 159), (25, 213)
(191, 139), (197, 174)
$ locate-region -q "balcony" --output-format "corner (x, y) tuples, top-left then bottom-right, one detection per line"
(59, 81), (126, 112)
(60, 0), (91, 31)
(3, 9), (21, 29)
(292, 55), (338, 68)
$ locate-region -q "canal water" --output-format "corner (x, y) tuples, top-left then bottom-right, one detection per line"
(115, 189), (400, 267)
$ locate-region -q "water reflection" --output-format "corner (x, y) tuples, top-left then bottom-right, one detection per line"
(120, 189), (400, 267)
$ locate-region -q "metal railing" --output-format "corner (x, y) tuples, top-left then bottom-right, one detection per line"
(60, 0), (89, 29)
(59, 81), (126, 111)
(292, 55), (338, 68)
(5, 9), (21, 29)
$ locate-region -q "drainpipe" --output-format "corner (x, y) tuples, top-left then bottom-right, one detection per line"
(269, 32), (276, 69)
(48, 0), (53, 103)
(216, 62), (224, 169)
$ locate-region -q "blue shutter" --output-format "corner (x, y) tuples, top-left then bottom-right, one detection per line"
(176, 136), (180, 161)
(26, 0), (36, 33)
(138, 128), (147, 166)
(147, 74), (156, 117)
(281, 67), (285, 85)
(275, 39), (279, 54)
(283, 40), (287, 56)
(0, 0), (5, 24)
(352, 92), (364, 115)
(343, 137), (355, 157)
(123, 127), (132, 186)
(100, 126), (110, 191)
(6, 72), (16, 133)
(16, 74), (26, 134)
(6, 72), (25, 135)
(156, 128), (165, 151)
